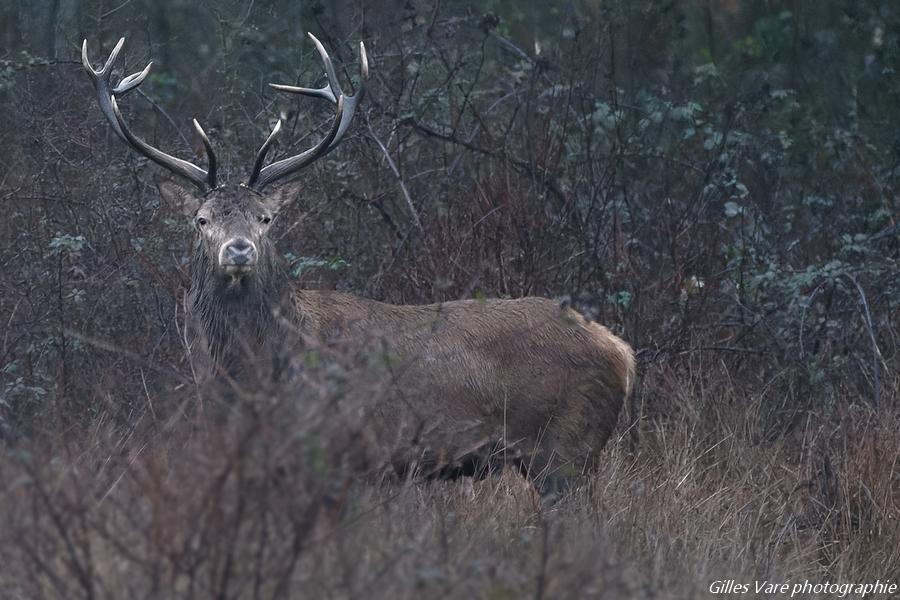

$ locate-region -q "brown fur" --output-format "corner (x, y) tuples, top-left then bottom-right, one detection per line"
(88, 34), (634, 493)
(159, 182), (635, 492)
(293, 291), (635, 485)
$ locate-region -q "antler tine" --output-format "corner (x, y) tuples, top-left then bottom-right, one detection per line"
(250, 96), (345, 191)
(110, 97), (210, 190)
(270, 34), (369, 141)
(82, 37), (217, 190)
(83, 38), (138, 141)
(249, 33), (368, 191)
(193, 119), (217, 188)
(247, 119), (282, 189)
(269, 33), (341, 103)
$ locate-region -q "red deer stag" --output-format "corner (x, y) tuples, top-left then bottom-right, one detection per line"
(82, 34), (635, 497)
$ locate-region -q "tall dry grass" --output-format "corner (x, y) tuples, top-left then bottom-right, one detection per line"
(0, 356), (896, 599)
(1, 4), (898, 598)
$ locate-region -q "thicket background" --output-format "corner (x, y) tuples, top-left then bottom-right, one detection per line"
(0, 1), (897, 598)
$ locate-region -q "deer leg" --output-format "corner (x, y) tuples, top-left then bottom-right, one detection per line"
(521, 446), (583, 505)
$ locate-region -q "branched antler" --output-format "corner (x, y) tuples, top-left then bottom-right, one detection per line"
(82, 37), (217, 190)
(247, 33), (368, 191)
(83, 34), (369, 192)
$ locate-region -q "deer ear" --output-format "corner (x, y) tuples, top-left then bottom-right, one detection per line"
(261, 184), (298, 213)
(157, 179), (203, 217)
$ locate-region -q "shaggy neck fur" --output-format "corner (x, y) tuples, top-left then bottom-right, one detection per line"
(187, 239), (292, 376)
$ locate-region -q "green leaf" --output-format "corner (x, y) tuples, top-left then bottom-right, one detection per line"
(724, 202), (742, 218)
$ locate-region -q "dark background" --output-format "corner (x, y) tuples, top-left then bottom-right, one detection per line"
(2, 0), (898, 421)
(0, 1), (897, 597)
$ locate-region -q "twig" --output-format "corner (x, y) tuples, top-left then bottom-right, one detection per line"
(139, 368), (158, 422)
(366, 118), (424, 232)
(798, 282), (825, 360)
(100, 0), (137, 19)
(136, 89), (194, 153)
(63, 329), (191, 385)
(408, 117), (569, 205)
(637, 345), (763, 363)
(844, 274), (884, 407)
(489, 31), (532, 63)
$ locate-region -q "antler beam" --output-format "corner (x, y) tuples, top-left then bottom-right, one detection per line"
(247, 33), (369, 191)
(82, 37), (217, 190)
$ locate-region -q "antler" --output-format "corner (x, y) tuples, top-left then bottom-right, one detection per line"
(82, 38), (217, 190)
(247, 33), (368, 191)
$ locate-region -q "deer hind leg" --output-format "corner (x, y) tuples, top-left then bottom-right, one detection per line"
(525, 379), (623, 504)
(519, 446), (585, 505)
(517, 417), (587, 504)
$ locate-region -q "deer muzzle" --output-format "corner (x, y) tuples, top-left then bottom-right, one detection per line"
(220, 237), (258, 274)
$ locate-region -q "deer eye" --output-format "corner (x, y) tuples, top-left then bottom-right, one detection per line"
(196, 217), (209, 228)
(258, 215), (271, 224)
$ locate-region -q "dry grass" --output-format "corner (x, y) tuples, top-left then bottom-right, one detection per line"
(0, 358), (896, 599)
(1, 6), (899, 598)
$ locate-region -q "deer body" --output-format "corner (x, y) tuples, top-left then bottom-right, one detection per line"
(182, 212), (634, 483)
(294, 291), (634, 478)
(84, 34), (635, 494)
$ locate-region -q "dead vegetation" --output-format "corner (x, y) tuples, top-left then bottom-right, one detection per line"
(1, 2), (899, 597)
(0, 360), (896, 598)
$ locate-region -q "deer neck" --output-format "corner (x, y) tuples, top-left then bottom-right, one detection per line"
(187, 249), (293, 371)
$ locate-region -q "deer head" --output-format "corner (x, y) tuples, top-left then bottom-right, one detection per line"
(82, 33), (368, 287)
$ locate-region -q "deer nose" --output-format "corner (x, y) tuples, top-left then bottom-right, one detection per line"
(221, 238), (257, 267)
